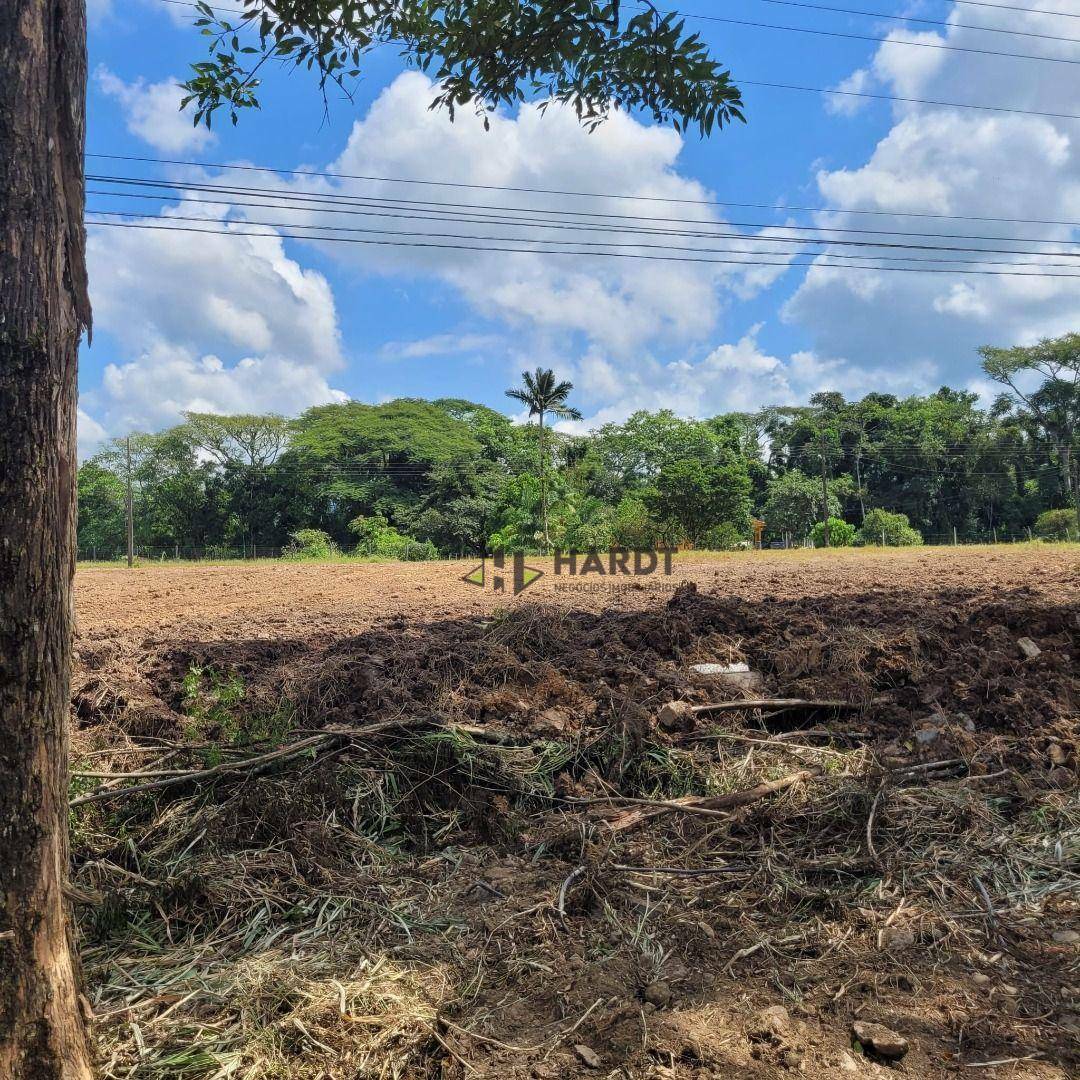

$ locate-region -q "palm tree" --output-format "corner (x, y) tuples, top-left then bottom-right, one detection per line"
(506, 368), (582, 551)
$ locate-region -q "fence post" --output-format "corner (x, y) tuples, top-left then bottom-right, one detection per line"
(881, 529), (886, 547)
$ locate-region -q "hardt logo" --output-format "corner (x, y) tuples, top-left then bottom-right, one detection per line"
(463, 552), (544, 595)
(464, 548), (676, 596)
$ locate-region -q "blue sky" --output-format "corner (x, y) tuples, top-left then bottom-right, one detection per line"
(79, 0), (1080, 453)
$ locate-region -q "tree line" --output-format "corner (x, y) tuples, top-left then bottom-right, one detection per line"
(79, 343), (1080, 560)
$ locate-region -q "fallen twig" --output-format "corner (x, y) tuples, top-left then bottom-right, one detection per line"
(688, 699), (864, 714)
(555, 866), (587, 923)
(866, 781), (886, 864)
(963, 1053), (1042, 1068)
(611, 863), (747, 877)
(602, 768), (822, 834)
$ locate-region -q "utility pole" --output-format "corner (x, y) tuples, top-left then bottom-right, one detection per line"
(819, 428), (830, 548)
(126, 435), (134, 567)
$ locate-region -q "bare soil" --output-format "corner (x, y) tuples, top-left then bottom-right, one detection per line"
(71, 548), (1080, 1079)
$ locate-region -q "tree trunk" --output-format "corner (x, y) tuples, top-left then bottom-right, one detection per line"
(1060, 443), (1079, 518)
(538, 414), (549, 551)
(0, 3), (94, 1077)
(854, 447), (865, 522)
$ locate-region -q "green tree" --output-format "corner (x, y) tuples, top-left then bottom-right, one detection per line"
(811, 517), (855, 547)
(488, 474), (544, 553)
(761, 397), (846, 545)
(762, 470), (843, 544)
(291, 399), (485, 541)
(1033, 507), (1079, 540)
(93, 430), (221, 553)
(505, 369), (582, 551)
(75, 462), (127, 557)
(179, 413), (294, 554)
(858, 508), (923, 547)
(397, 459), (504, 554)
(586, 410), (722, 498)
(646, 456), (750, 547)
(980, 333), (1080, 518)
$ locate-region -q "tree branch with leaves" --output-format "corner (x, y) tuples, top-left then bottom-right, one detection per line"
(182, 0), (743, 132)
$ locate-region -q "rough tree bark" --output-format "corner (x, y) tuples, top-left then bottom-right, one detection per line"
(1, 2), (94, 1077)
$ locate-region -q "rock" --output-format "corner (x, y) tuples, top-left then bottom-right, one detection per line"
(1048, 743), (1068, 766)
(836, 1050), (861, 1072)
(573, 1044), (602, 1069)
(692, 661), (750, 677)
(1017, 636), (1042, 659)
(851, 1020), (909, 1060)
(748, 1004), (791, 1043)
(690, 661), (764, 692)
(971, 972), (990, 986)
(781, 1049), (804, 1070)
(644, 980), (673, 1008)
(1052, 930), (1080, 944)
(915, 726), (940, 747)
(535, 707), (571, 734)
(658, 700), (696, 733)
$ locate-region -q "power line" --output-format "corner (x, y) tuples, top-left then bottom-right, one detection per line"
(740, 0), (1080, 46)
(738, 77), (1080, 124)
(85, 218), (1080, 278)
(691, 13), (1080, 66)
(86, 151), (1080, 227)
(86, 173), (1080, 250)
(82, 203), (1080, 266)
(913, 0), (1080, 21)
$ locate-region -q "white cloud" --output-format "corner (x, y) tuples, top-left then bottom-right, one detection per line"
(933, 283), (990, 319)
(88, 210), (341, 367)
(826, 68), (873, 117)
(84, 208), (345, 435)
(870, 30), (948, 99)
(215, 72), (797, 363)
(96, 66), (213, 153)
(95, 344), (346, 434)
(565, 327), (935, 427)
(77, 409), (109, 459)
(783, 0), (1080, 383)
(379, 333), (504, 361)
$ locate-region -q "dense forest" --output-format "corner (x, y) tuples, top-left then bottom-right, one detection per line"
(77, 353), (1080, 560)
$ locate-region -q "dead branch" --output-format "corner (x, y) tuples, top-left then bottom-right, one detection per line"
(601, 768), (822, 834)
(555, 866), (587, 922)
(690, 699), (864, 713)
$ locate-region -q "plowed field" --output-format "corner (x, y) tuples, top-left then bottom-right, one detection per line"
(72, 547), (1079, 1079)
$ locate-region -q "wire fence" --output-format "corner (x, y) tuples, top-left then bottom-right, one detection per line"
(78, 546), (283, 563)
